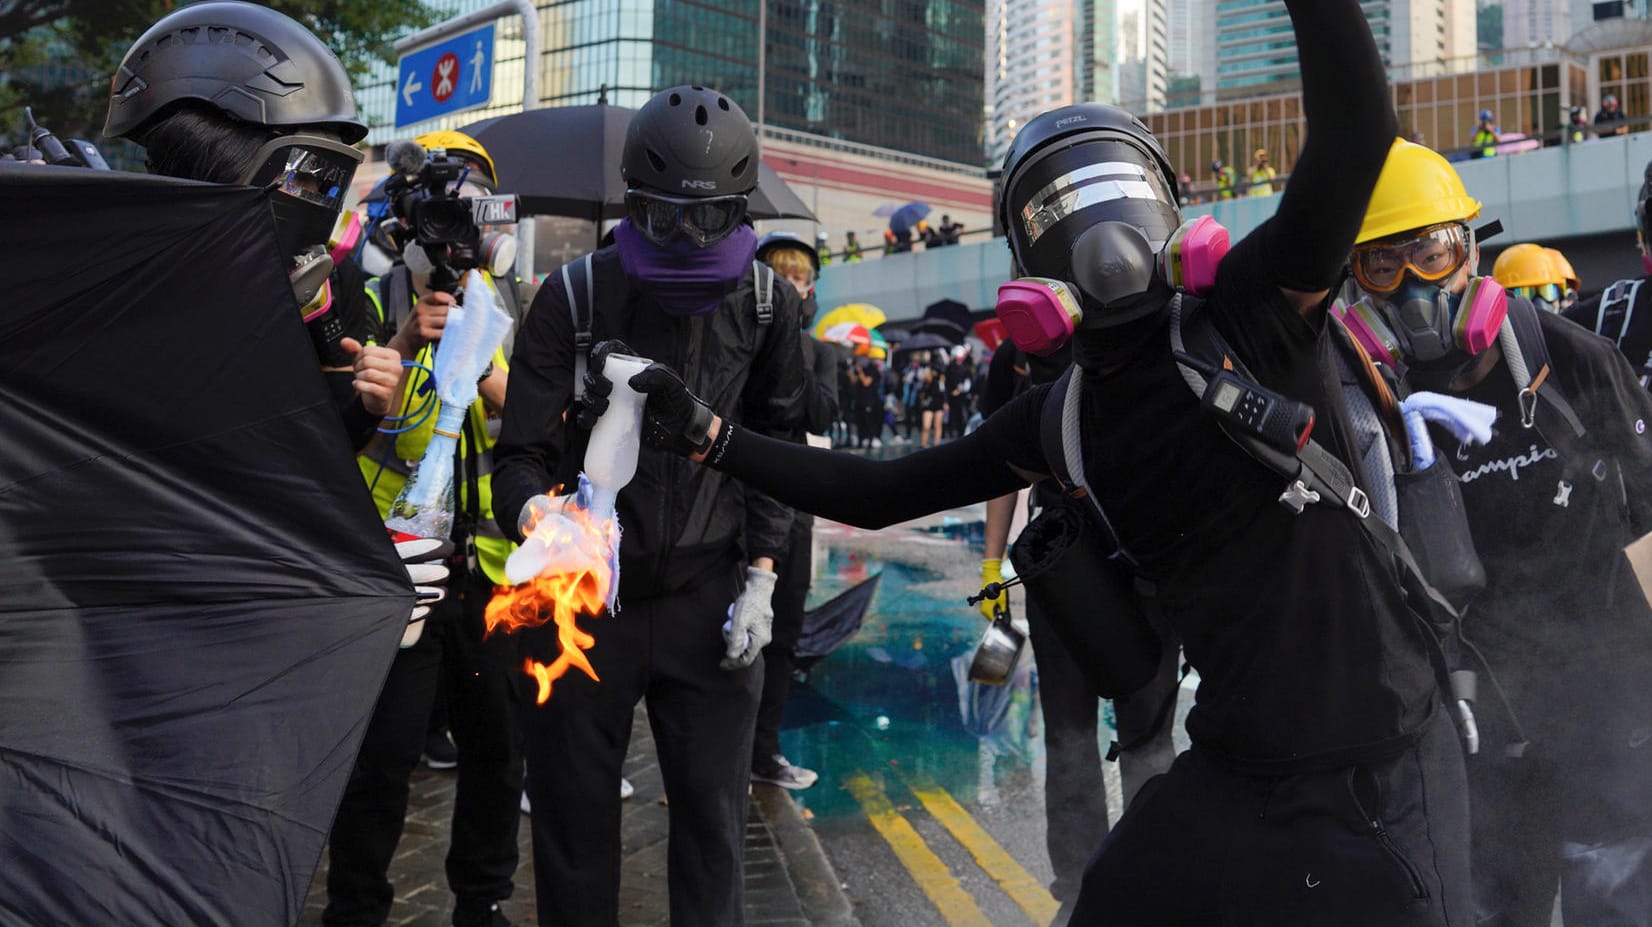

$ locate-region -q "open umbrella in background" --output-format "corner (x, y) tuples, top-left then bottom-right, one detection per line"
(462, 105), (815, 221)
(886, 201), (932, 236)
(820, 321), (874, 348)
(855, 329), (889, 359)
(813, 303), (887, 340)
(891, 331), (960, 365)
(974, 318), (1009, 352)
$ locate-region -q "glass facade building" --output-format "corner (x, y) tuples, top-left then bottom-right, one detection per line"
(359, 0), (985, 165)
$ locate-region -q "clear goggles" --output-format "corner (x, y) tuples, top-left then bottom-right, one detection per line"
(1350, 222), (1472, 294)
(236, 134), (364, 214)
(1509, 283), (1563, 305)
(624, 188), (749, 247)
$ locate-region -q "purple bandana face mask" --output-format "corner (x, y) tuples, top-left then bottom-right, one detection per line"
(614, 220), (757, 316)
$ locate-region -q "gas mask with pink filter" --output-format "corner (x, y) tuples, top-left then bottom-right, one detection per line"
(990, 107), (1225, 367)
(1341, 221), (1508, 386)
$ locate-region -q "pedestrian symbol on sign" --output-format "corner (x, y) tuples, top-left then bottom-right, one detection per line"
(433, 52), (459, 103)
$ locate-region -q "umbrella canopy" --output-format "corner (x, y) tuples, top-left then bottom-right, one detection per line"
(463, 105), (815, 221)
(813, 302), (887, 339)
(973, 318), (1009, 352)
(886, 201), (932, 235)
(820, 321), (874, 346)
(0, 167), (409, 925)
(796, 575), (880, 671)
(891, 331), (960, 363)
(854, 329), (890, 357)
(923, 297), (974, 333)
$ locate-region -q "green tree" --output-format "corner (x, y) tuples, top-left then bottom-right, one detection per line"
(0, 1), (437, 159)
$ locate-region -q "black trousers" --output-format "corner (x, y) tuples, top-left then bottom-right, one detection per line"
(518, 565), (762, 927)
(324, 569), (525, 927)
(1069, 709), (1472, 927)
(755, 518), (811, 764)
(1025, 593), (1109, 904)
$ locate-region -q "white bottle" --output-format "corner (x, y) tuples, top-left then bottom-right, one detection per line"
(583, 354), (652, 522)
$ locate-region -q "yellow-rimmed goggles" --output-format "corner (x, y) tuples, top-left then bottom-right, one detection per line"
(1351, 222), (1472, 294)
(1509, 283), (1563, 305)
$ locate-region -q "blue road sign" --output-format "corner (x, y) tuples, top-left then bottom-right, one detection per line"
(394, 23), (495, 129)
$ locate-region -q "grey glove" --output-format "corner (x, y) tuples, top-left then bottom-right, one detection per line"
(721, 566), (778, 670)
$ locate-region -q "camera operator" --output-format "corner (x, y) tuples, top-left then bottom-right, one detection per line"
(490, 85), (808, 925)
(327, 131), (523, 927)
(581, 1), (1476, 923)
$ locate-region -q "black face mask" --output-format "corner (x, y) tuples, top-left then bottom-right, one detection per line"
(1072, 303), (1169, 373)
(235, 135), (364, 264)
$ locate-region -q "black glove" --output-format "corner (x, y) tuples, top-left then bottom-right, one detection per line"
(628, 363), (716, 457)
(573, 339), (634, 430)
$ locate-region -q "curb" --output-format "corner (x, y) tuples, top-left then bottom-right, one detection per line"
(753, 783), (861, 927)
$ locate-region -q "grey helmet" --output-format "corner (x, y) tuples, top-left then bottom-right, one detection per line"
(621, 86), (758, 197)
(104, 1), (365, 143)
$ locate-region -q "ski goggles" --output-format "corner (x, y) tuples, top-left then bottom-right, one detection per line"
(237, 134), (363, 213)
(1508, 283), (1563, 306)
(624, 188), (749, 247)
(1351, 222), (1472, 294)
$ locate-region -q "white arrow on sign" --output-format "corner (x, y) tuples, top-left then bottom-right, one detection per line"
(402, 70), (423, 107)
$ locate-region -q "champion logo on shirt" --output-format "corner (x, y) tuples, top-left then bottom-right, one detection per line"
(1459, 444), (1558, 483)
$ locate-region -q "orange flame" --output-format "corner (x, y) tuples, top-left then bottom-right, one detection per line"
(484, 500), (615, 704)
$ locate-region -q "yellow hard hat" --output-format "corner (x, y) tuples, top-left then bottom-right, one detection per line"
(1544, 247), (1580, 291)
(1493, 243), (1564, 289)
(412, 129), (497, 186)
(1357, 138), (1482, 244)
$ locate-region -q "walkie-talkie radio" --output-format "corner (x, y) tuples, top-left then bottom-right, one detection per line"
(1174, 352), (1316, 452)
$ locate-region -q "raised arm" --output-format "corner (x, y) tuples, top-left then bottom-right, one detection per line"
(1268, 0), (1398, 313)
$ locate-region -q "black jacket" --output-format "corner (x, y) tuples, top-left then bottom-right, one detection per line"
(491, 246), (807, 599)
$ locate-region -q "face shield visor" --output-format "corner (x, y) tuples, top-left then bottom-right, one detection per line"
(1004, 137), (1181, 328)
(236, 135), (364, 260)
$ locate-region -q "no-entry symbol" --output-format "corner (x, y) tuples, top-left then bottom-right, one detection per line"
(432, 52), (460, 103)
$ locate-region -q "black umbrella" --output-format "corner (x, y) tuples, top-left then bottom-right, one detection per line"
(891, 331), (960, 363)
(463, 105), (816, 221)
(0, 167), (410, 926)
(922, 298), (974, 333)
(795, 574), (880, 671)
(906, 318), (969, 343)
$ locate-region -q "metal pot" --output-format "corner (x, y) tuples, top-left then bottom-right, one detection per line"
(967, 608), (1026, 685)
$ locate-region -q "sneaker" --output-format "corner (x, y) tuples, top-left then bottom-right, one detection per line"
(423, 730), (458, 770)
(620, 777), (635, 800)
(751, 755), (819, 790)
(452, 901), (511, 927)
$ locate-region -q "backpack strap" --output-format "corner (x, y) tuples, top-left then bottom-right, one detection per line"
(1500, 296), (1585, 440)
(752, 260), (774, 326)
(1037, 367), (1136, 566)
(372, 264), (414, 340)
(563, 254), (595, 400)
(1595, 278), (1643, 350)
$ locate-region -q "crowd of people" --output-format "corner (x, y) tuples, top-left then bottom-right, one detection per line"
(829, 346), (990, 449)
(17, 0), (1652, 926)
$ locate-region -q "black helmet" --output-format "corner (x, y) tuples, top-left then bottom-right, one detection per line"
(105, 1), (365, 143)
(621, 85), (758, 197)
(999, 104), (1181, 327)
(757, 230), (820, 273)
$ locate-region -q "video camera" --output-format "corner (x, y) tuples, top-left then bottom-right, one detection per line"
(381, 139), (517, 293)
(1, 107), (109, 169)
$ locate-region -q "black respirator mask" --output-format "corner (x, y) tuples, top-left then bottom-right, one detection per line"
(1003, 137), (1182, 368)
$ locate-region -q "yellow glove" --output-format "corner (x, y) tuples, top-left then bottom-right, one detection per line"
(978, 558), (1008, 620)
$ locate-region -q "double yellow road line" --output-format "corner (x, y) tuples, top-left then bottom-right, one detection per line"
(843, 770), (1060, 927)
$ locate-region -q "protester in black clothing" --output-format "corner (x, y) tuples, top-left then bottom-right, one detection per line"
(594, 3), (1471, 923)
(974, 342), (1174, 912)
(1566, 157), (1652, 389)
(944, 349), (974, 438)
(1357, 153), (1652, 923)
(916, 366), (947, 447)
(489, 86), (806, 927)
(752, 231), (838, 790)
(939, 214), (964, 245)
